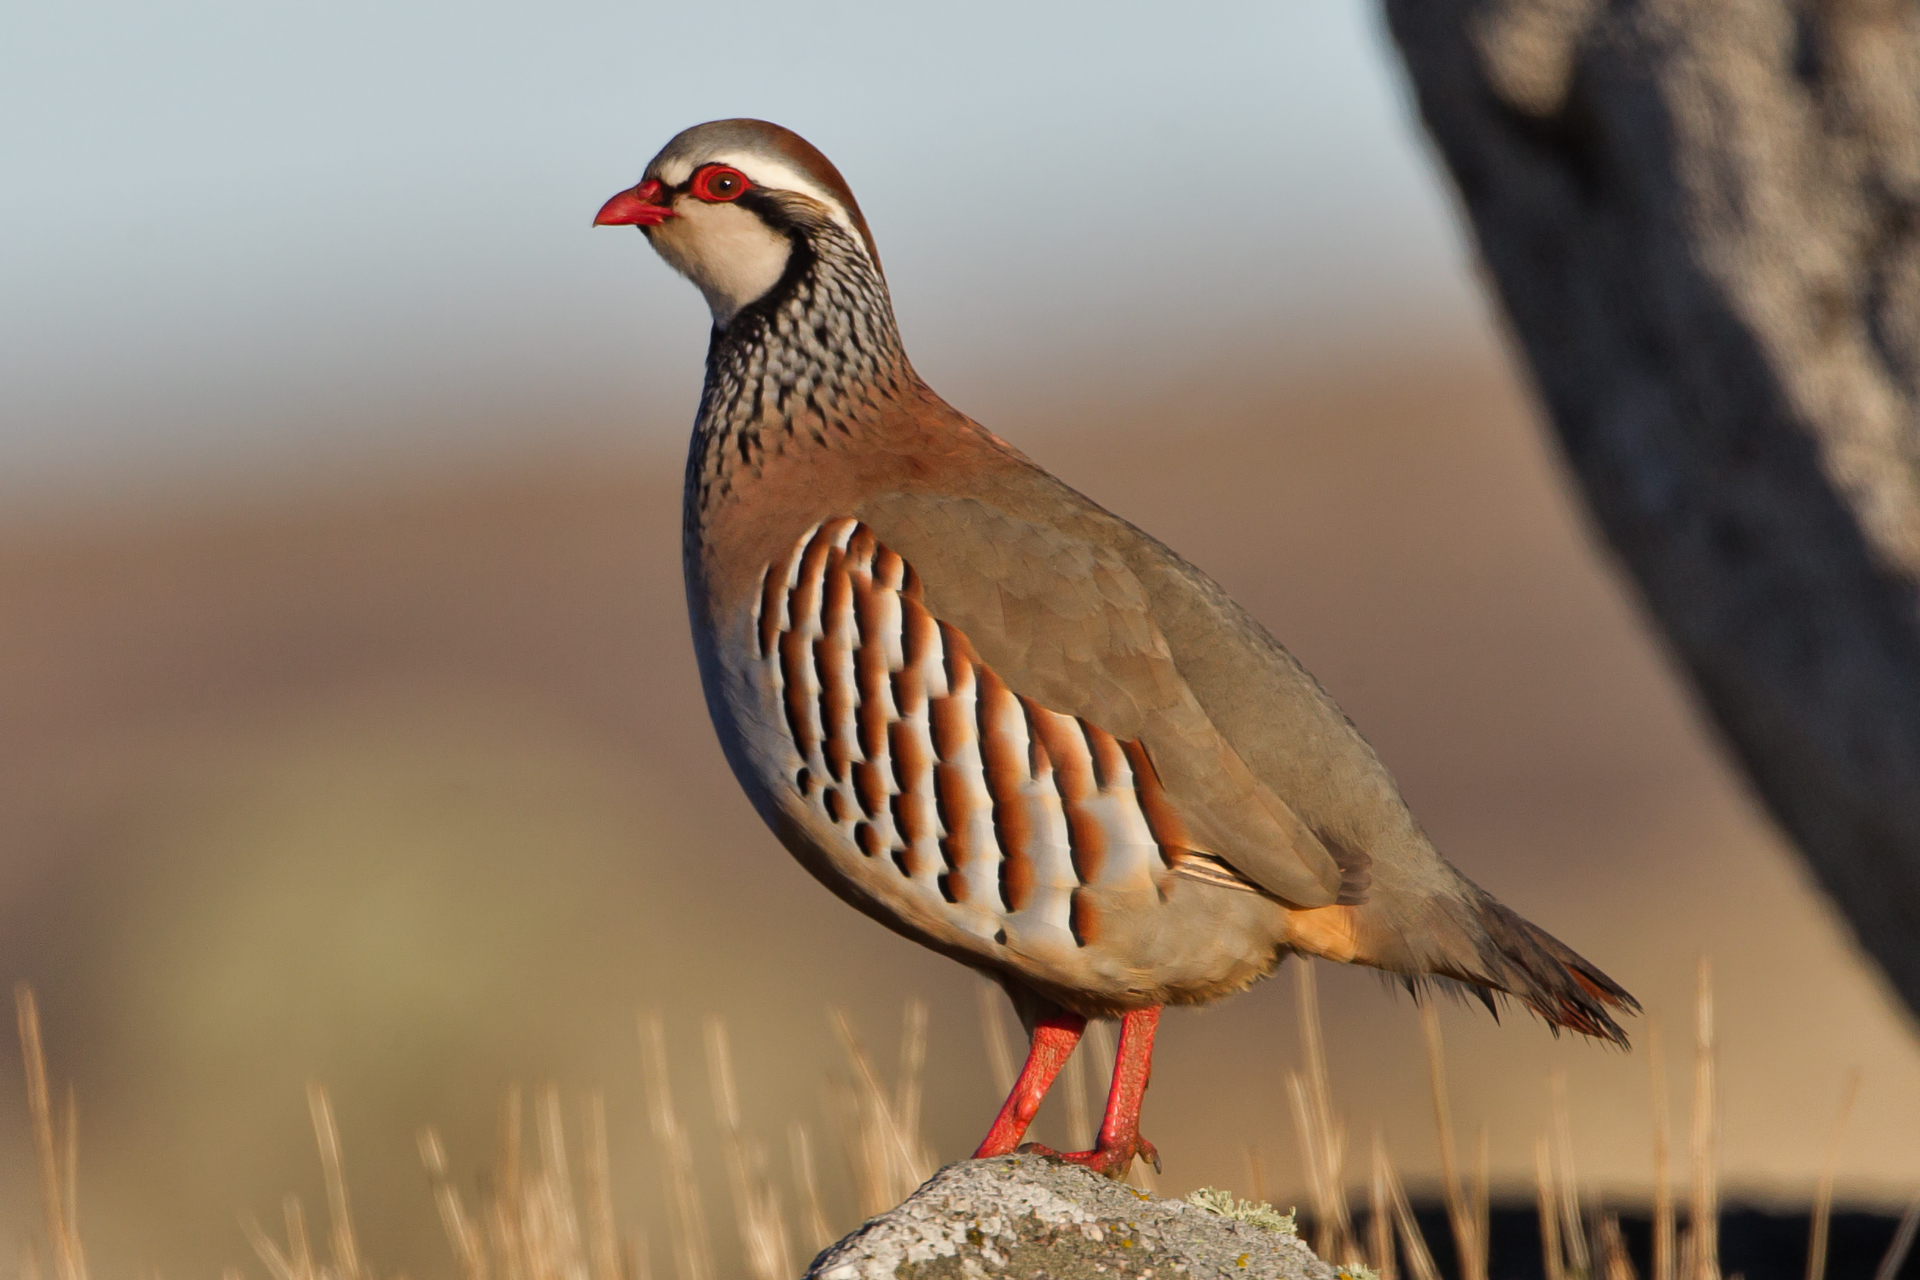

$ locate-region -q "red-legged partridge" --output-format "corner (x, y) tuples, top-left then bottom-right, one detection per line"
(595, 119), (1636, 1178)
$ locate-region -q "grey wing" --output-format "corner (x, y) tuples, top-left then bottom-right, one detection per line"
(853, 489), (1354, 910)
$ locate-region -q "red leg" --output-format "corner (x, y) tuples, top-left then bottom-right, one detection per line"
(1018, 1006), (1162, 1178)
(974, 1010), (1085, 1158)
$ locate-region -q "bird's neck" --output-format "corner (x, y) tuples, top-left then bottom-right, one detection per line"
(686, 226), (913, 518)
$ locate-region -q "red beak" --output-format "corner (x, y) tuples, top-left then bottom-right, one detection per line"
(594, 179), (674, 227)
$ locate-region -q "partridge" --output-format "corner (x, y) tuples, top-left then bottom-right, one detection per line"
(595, 119), (1636, 1178)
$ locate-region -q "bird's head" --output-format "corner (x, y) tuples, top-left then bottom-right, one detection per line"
(595, 119), (882, 327)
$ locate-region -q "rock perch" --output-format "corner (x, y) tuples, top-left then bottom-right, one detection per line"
(804, 1156), (1348, 1280)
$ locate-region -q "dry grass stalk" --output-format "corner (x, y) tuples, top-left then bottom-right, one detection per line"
(1369, 1134), (1398, 1280)
(1649, 1017), (1675, 1280)
(306, 1086), (363, 1280)
(530, 1088), (578, 1280)
(239, 1198), (308, 1280)
(1246, 1145), (1270, 1209)
(1418, 1003), (1485, 1280)
(640, 1015), (715, 1280)
(60, 1088), (78, 1278)
(243, 1089), (370, 1280)
(975, 981), (1017, 1099)
(703, 1017), (796, 1280)
(1805, 1069), (1861, 1280)
(1874, 1190), (1920, 1280)
(1287, 1074), (1330, 1255)
(1536, 1134), (1566, 1280)
(824, 1075), (865, 1216)
(1601, 1214), (1637, 1280)
(489, 1087), (530, 1280)
(1473, 1124), (1490, 1274)
(894, 1000), (928, 1156)
(583, 1095), (621, 1280)
(1690, 959), (1719, 1280)
(787, 1122), (833, 1257)
(1292, 963), (1354, 1261)
(16, 985), (86, 1280)
(827, 1015), (895, 1216)
(419, 1128), (487, 1280)
(1377, 1136), (1441, 1280)
(536, 1086), (588, 1280)
(1552, 1069), (1592, 1278)
(501, 1088), (525, 1209)
(418, 1084), (627, 1280)
(829, 1007), (933, 1217)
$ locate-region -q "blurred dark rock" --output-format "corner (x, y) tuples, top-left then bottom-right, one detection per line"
(803, 1156), (1339, 1280)
(1387, 0), (1920, 1022)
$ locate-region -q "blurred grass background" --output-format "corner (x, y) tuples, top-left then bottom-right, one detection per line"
(5, 1), (1920, 1276)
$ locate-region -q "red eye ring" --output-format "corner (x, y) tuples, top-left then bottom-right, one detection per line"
(691, 165), (750, 203)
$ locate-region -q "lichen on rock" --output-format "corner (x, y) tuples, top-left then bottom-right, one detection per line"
(1182, 1188), (1298, 1235)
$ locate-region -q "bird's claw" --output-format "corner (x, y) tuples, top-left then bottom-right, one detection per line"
(1016, 1132), (1159, 1180)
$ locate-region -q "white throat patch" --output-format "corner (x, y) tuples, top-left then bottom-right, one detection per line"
(648, 199), (792, 326)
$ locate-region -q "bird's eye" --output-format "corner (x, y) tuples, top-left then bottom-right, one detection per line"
(691, 165), (750, 203)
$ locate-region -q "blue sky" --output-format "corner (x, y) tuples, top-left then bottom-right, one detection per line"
(2, 1), (1480, 495)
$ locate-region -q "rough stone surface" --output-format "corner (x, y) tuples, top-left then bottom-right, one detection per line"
(803, 1157), (1341, 1280)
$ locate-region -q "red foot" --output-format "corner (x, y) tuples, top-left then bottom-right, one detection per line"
(974, 1005), (1164, 1180)
(1016, 1131), (1160, 1179)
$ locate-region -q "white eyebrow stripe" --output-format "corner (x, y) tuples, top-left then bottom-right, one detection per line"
(660, 150), (867, 258)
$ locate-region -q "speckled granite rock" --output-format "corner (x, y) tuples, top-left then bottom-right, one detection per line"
(803, 1156), (1342, 1280)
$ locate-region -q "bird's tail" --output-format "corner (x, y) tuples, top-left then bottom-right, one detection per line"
(1289, 869), (1639, 1045)
(1419, 889), (1639, 1047)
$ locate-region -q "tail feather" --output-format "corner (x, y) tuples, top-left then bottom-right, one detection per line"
(1360, 888), (1638, 1047)
(1456, 892), (1639, 1047)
